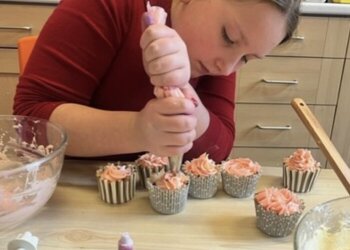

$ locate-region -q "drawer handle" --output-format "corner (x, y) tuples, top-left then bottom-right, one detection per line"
(0, 45), (18, 49)
(262, 79), (298, 85)
(256, 124), (292, 130)
(291, 35), (305, 41)
(0, 26), (32, 31)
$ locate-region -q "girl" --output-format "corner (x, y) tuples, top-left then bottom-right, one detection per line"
(13, 0), (301, 162)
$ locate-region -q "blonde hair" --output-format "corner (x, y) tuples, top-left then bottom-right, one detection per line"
(264, 0), (301, 43)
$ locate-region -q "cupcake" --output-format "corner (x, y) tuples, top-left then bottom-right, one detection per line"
(221, 158), (261, 198)
(254, 187), (305, 237)
(283, 149), (321, 193)
(135, 153), (170, 189)
(96, 163), (136, 205)
(146, 171), (189, 215)
(183, 153), (220, 199)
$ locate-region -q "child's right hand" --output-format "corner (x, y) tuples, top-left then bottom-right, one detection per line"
(135, 95), (197, 157)
(140, 23), (191, 89)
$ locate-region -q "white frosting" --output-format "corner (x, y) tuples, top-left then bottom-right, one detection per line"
(0, 177), (58, 231)
(303, 225), (350, 250)
(0, 129), (58, 231)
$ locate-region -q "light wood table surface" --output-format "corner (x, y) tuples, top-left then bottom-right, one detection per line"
(0, 160), (348, 250)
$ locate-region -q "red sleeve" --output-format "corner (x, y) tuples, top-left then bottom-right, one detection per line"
(184, 73), (236, 163)
(13, 0), (131, 119)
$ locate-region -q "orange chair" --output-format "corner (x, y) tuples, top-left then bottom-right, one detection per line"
(17, 36), (37, 74)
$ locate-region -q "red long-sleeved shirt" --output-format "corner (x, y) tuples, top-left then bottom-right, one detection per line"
(13, 0), (236, 162)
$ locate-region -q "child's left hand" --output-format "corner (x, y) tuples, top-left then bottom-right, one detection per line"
(140, 23), (191, 89)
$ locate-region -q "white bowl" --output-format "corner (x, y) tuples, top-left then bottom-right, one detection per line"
(0, 115), (67, 231)
(294, 196), (350, 250)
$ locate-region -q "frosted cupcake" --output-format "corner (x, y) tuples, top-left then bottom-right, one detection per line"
(146, 171), (189, 215)
(135, 153), (169, 189)
(254, 187), (305, 237)
(96, 163), (136, 205)
(221, 158), (261, 198)
(283, 149), (321, 193)
(183, 153), (220, 199)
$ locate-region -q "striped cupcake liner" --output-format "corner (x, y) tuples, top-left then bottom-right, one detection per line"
(97, 173), (136, 205)
(188, 173), (220, 199)
(222, 172), (260, 198)
(254, 198), (304, 237)
(146, 180), (189, 215)
(282, 165), (320, 193)
(137, 165), (170, 189)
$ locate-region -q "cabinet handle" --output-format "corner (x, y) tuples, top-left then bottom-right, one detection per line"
(256, 124), (292, 130)
(291, 35), (305, 41)
(262, 79), (298, 85)
(0, 45), (18, 49)
(0, 26), (32, 31)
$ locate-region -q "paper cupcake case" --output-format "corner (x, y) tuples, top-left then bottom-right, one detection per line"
(97, 173), (136, 205)
(137, 165), (171, 189)
(222, 172), (260, 198)
(254, 199), (304, 237)
(282, 165), (320, 193)
(146, 180), (189, 215)
(187, 173), (220, 199)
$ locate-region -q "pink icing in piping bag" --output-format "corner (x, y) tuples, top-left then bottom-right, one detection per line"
(143, 2), (197, 172)
(118, 232), (134, 250)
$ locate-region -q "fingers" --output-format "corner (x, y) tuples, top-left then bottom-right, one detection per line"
(152, 96), (197, 115)
(149, 67), (189, 87)
(140, 25), (190, 87)
(138, 97), (197, 156)
(142, 33), (182, 62)
(140, 24), (177, 49)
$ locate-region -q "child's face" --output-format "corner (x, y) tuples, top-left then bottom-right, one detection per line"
(172, 0), (287, 78)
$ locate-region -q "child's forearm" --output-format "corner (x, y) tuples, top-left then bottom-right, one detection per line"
(49, 103), (146, 157)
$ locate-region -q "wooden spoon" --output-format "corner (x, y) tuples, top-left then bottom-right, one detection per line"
(291, 98), (350, 194)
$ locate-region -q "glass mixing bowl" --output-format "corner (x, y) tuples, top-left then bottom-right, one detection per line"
(0, 115), (67, 231)
(294, 196), (350, 250)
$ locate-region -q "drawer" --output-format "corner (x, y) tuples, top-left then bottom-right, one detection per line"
(332, 59), (350, 166)
(0, 4), (55, 47)
(0, 74), (18, 115)
(237, 57), (343, 105)
(0, 48), (19, 73)
(234, 104), (335, 148)
(229, 147), (327, 168)
(270, 16), (350, 58)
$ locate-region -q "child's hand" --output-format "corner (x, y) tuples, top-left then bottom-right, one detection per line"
(135, 96), (197, 156)
(140, 24), (191, 89)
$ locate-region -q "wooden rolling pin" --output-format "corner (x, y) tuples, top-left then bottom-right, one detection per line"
(291, 98), (350, 194)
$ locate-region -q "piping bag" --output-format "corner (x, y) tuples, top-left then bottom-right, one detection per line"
(143, 2), (197, 172)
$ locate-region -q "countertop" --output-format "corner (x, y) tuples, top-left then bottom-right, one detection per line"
(0, 160), (348, 249)
(2, 1), (350, 16)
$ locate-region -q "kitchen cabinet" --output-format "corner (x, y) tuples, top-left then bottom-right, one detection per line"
(332, 59), (350, 167)
(232, 16), (350, 168)
(0, 3), (55, 114)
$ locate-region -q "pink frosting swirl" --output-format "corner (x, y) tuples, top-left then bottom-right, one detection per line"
(183, 153), (218, 176)
(136, 153), (169, 168)
(284, 149), (320, 172)
(255, 187), (303, 216)
(154, 171), (189, 190)
(98, 163), (132, 181)
(222, 158), (261, 177)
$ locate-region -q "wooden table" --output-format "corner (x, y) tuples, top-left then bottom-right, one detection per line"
(0, 160), (348, 249)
